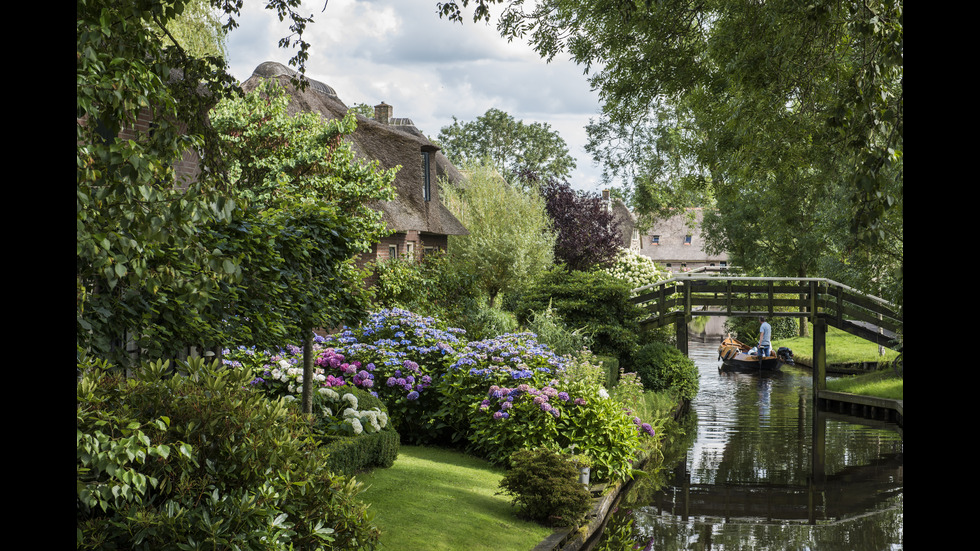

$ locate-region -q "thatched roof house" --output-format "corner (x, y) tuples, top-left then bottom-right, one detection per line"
(241, 61), (468, 266)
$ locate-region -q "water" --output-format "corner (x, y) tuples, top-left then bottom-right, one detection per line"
(602, 341), (903, 550)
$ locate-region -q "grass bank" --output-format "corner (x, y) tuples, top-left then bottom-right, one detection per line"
(776, 325), (900, 366)
(776, 325), (902, 400)
(355, 446), (552, 551)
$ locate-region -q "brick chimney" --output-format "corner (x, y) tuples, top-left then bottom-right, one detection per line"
(374, 102), (392, 125)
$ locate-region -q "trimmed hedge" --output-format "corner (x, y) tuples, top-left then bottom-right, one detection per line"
(309, 387), (400, 475)
(319, 430), (400, 475)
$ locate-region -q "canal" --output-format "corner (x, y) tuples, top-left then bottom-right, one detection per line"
(598, 340), (903, 550)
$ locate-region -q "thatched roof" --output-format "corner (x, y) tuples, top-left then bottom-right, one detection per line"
(242, 62), (468, 237)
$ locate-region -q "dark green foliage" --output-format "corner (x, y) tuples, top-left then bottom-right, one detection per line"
(368, 251), (482, 325)
(631, 342), (700, 402)
(76, 357), (380, 550)
(510, 267), (642, 364)
(725, 316), (797, 342)
(498, 448), (592, 527)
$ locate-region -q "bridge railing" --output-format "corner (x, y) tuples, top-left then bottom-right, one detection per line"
(630, 275), (902, 351)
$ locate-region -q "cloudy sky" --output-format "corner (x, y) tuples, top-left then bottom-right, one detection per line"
(224, 0), (610, 192)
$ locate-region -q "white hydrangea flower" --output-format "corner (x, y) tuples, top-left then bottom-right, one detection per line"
(318, 388), (339, 400)
(348, 418), (363, 435)
(343, 393), (358, 410)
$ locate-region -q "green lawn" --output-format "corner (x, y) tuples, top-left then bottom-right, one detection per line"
(355, 446), (553, 551)
(776, 325), (903, 400)
(776, 325), (900, 366)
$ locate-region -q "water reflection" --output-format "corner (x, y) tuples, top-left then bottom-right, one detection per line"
(600, 341), (903, 550)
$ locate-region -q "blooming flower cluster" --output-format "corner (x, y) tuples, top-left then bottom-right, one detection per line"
(319, 308), (466, 405)
(450, 332), (567, 382)
(314, 348), (376, 390)
(632, 416), (656, 437)
(601, 247), (669, 290)
(480, 382), (586, 420)
(316, 387), (389, 436)
(385, 359), (433, 401)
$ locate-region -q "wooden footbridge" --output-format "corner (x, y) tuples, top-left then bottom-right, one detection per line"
(630, 272), (903, 413)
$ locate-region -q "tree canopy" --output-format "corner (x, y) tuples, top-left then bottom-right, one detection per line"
(441, 163), (556, 306)
(437, 0), (903, 308)
(540, 179), (622, 272)
(437, 107), (576, 189)
(77, 0), (390, 367)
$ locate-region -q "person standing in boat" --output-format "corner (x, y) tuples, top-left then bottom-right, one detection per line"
(757, 316), (772, 360)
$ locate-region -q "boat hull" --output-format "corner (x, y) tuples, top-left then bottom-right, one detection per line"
(720, 355), (784, 371)
(717, 337), (794, 372)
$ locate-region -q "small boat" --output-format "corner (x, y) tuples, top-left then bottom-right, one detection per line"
(717, 334), (794, 371)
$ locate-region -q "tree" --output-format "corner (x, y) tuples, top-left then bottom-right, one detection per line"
(78, 0), (353, 368)
(435, 0), (903, 310)
(540, 179), (622, 272)
(208, 79), (397, 411)
(441, 163), (556, 306)
(437, 108), (575, 188)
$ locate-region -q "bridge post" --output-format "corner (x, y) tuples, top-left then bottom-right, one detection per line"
(812, 318), (828, 400)
(676, 318), (688, 356)
(674, 281), (690, 355)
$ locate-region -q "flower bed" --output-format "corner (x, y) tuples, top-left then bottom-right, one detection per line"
(226, 308), (660, 484)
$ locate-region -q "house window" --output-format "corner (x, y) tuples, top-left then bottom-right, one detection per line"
(684, 235), (692, 245)
(406, 242), (415, 259)
(388, 244), (398, 259)
(421, 150), (431, 202)
(651, 235), (660, 245)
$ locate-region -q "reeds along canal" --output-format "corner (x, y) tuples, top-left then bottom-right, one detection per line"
(594, 341), (903, 550)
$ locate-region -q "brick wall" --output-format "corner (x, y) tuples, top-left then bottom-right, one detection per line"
(357, 231), (450, 287)
(80, 106), (202, 188)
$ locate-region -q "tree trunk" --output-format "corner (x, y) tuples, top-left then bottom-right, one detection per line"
(301, 327), (314, 415)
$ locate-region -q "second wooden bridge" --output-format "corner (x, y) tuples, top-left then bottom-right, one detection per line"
(630, 273), (903, 409)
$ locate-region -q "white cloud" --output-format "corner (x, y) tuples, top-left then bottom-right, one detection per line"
(225, 0), (612, 192)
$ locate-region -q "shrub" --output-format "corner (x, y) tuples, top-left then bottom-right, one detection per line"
(498, 448), (592, 527)
(436, 332), (568, 447)
(631, 341), (700, 402)
(319, 308), (468, 443)
(367, 251), (481, 325)
(308, 387), (400, 474)
(523, 303), (592, 358)
(76, 356), (380, 551)
(513, 267), (642, 364)
(465, 348), (652, 481)
(600, 247), (669, 290)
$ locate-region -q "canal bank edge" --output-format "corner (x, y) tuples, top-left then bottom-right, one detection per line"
(532, 399), (689, 551)
(817, 389), (903, 428)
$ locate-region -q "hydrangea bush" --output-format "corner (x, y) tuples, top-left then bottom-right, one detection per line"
(467, 351), (654, 481)
(318, 308), (468, 442)
(313, 387), (390, 436)
(226, 308), (661, 483)
(224, 339), (379, 399)
(601, 248), (669, 290)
